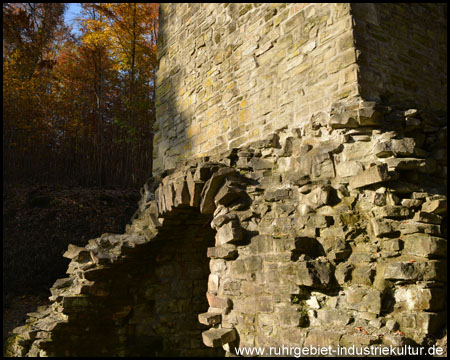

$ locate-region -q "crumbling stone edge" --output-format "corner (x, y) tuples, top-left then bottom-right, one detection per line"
(6, 103), (447, 356)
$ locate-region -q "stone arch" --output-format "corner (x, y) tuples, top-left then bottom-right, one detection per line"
(6, 162), (247, 357)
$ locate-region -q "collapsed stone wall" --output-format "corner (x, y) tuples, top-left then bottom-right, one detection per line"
(6, 104), (447, 356)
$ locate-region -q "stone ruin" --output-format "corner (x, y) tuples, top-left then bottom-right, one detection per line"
(6, 3), (447, 357)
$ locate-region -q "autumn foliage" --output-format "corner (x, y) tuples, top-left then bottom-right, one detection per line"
(3, 3), (159, 187)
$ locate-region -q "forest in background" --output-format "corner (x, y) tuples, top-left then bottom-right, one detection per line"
(3, 4), (159, 349)
(3, 3), (159, 187)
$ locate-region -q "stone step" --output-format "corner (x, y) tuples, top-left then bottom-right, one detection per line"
(198, 312), (222, 325)
(202, 328), (236, 348)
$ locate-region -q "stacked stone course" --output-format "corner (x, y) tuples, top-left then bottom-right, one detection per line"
(154, 3), (446, 176)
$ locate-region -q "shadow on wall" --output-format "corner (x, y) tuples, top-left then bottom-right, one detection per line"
(352, 3), (447, 113)
(46, 208), (224, 357)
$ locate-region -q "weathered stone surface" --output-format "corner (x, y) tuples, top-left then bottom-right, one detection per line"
(206, 246), (238, 260)
(421, 199), (446, 214)
(374, 138), (416, 157)
(401, 198), (423, 208)
(186, 170), (205, 207)
(206, 293), (232, 311)
(336, 161), (364, 178)
(384, 260), (445, 281)
(301, 185), (331, 210)
(52, 278), (73, 289)
(344, 286), (382, 314)
(349, 164), (390, 189)
(215, 220), (243, 246)
(294, 259), (332, 289)
(214, 179), (244, 206)
(173, 178), (190, 207)
(399, 220), (442, 236)
(371, 218), (399, 237)
(304, 329), (342, 348)
(371, 206), (410, 218)
(198, 312), (222, 326)
(200, 168), (236, 214)
(335, 263), (354, 285)
(394, 286), (446, 312)
(202, 328), (236, 348)
(383, 157), (430, 171)
(265, 188), (292, 202)
(412, 211), (443, 224)
(316, 309), (352, 327)
(208, 274), (220, 293)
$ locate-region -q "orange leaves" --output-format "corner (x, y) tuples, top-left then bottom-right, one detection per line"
(4, 3), (157, 186)
(355, 327), (368, 335)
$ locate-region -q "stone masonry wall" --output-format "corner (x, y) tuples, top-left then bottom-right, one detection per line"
(7, 105), (447, 356)
(154, 3), (447, 176)
(352, 3), (447, 112)
(6, 3), (447, 357)
(154, 3), (360, 174)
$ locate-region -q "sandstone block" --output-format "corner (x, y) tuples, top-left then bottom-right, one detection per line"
(412, 211), (443, 224)
(198, 312), (222, 326)
(335, 262), (354, 285)
(401, 198), (423, 208)
(208, 274), (220, 293)
(304, 329), (341, 348)
(394, 312), (446, 344)
(222, 279), (241, 296)
(186, 170), (205, 207)
(202, 328), (236, 348)
(357, 101), (383, 126)
(384, 260), (444, 281)
(371, 205), (411, 218)
(329, 105), (359, 129)
(206, 246), (238, 260)
(316, 309), (352, 327)
(294, 259), (331, 289)
(402, 233), (446, 258)
(214, 179), (244, 206)
(162, 182), (174, 212)
(399, 220), (441, 236)
(211, 213), (238, 230)
(215, 220), (243, 246)
(373, 138), (415, 158)
(206, 292), (232, 311)
(349, 164), (390, 189)
(249, 157), (273, 170)
(351, 264), (376, 286)
(200, 167), (236, 214)
(344, 286), (382, 315)
(302, 185), (331, 210)
(394, 286), (446, 312)
(336, 160), (364, 178)
(173, 178), (190, 207)
(421, 199), (446, 214)
(383, 157), (428, 171)
(265, 188), (292, 202)
(340, 334), (378, 347)
(52, 278), (73, 289)
(371, 218), (399, 237)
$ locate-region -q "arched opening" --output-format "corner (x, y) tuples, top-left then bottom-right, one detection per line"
(46, 207), (223, 357)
